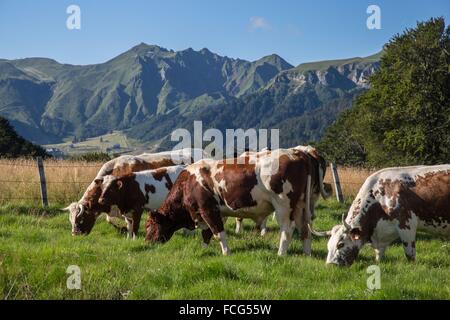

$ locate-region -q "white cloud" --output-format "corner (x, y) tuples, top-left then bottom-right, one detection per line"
(248, 16), (272, 31)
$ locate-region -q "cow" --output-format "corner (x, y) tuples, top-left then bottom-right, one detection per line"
(96, 165), (186, 239)
(64, 148), (204, 236)
(309, 165), (450, 266)
(145, 148), (317, 256)
(234, 146), (331, 236)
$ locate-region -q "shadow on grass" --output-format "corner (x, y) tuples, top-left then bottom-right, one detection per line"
(228, 241), (276, 254)
(129, 243), (159, 253)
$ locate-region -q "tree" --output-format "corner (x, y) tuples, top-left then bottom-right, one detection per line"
(0, 117), (48, 158)
(319, 17), (450, 167)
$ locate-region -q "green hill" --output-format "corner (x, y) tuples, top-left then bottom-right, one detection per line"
(0, 43), (381, 148)
(0, 116), (48, 158)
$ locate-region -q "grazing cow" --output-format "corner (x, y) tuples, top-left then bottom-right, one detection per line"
(64, 148), (204, 235)
(97, 165), (185, 239)
(146, 149), (316, 256)
(234, 146), (331, 235)
(310, 165), (450, 266)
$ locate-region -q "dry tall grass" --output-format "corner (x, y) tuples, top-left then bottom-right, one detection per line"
(0, 159), (102, 205)
(0, 159), (376, 206)
(323, 166), (376, 199)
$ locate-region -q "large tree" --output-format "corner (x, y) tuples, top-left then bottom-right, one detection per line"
(319, 17), (450, 167)
(0, 117), (48, 158)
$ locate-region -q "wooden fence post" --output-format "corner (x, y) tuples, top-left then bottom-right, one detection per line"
(330, 163), (344, 203)
(36, 157), (48, 208)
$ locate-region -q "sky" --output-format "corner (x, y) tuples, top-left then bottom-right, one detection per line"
(0, 0), (449, 66)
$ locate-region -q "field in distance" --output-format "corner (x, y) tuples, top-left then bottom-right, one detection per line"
(42, 131), (159, 156)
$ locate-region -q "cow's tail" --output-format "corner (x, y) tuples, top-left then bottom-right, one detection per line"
(306, 174), (311, 220)
(300, 174), (312, 240)
(318, 165), (330, 199)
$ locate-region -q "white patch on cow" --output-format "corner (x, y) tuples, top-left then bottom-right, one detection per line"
(133, 165), (185, 210)
(370, 218), (398, 251)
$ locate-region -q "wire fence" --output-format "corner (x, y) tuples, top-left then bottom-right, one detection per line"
(0, 159), (376, 206)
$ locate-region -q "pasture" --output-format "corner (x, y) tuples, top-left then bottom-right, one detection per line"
(0, 160), (448, 299)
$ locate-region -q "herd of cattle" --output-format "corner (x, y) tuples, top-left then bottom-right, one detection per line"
(65, 147), (449, 266)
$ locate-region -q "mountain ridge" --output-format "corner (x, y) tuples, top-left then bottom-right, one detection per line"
(0, 43), (381, 147)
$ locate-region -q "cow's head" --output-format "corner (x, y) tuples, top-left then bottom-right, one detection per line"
(309, 214), (363, 266)
(98, 176), (124, 209)
(64, 202), (97, 235)
(145, 210), (176, 243)
(64, 179), (107, 235)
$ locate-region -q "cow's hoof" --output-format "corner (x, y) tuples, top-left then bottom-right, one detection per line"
(201, 242), (209, 248)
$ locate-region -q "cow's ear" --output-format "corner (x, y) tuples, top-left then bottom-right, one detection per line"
(350, 228), (361, 241)
(117, 180), (123, 189)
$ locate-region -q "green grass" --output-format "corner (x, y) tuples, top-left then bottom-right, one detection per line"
(0, 200), (448, 300)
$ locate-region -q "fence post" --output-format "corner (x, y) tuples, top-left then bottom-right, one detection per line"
(330, 163), (344, 203)
(36, 157), (48, 208)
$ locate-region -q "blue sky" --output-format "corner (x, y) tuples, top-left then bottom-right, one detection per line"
(0, 0), (448, 66)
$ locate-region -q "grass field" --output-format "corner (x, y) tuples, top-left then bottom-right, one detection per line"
(0, 160), (448, 299)
(0, 200), (448, 300)
(43, 131), (150, 156)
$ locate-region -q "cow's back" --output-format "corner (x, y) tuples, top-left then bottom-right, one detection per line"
(135, 165), (186, 210)
(349, 165), (450, 235)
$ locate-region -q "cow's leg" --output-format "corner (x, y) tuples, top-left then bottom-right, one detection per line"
(215, 231), (230, 256)
(274, 206), (295, 256)
(293, 206), (311, 256)
(397, 216), (418, 261)
(105, 215), (126, 233)
(258, 216), (268, 237)
(106, 207), (128, 234)
(124, 217), (133, 239)
(235, 218), (243, 234)
(200, 208), (230, 256)
(131, 209), (142, 240)
(374, 246), (386, 262)
(201, 229), (213, 247)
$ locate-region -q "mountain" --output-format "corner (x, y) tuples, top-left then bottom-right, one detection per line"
(128, 52), (381, 149)
(0, 43), (380, 149)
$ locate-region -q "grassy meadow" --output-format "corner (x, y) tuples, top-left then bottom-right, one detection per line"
(0, 160), (448, 299)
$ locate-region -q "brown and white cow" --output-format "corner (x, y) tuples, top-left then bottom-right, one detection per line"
(145, 149), (316, 256)
(65, 148), (204, 235)
(310, 165), (450, 266)
(97, 165), (186, 239)
(234, 146), (331, 235)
